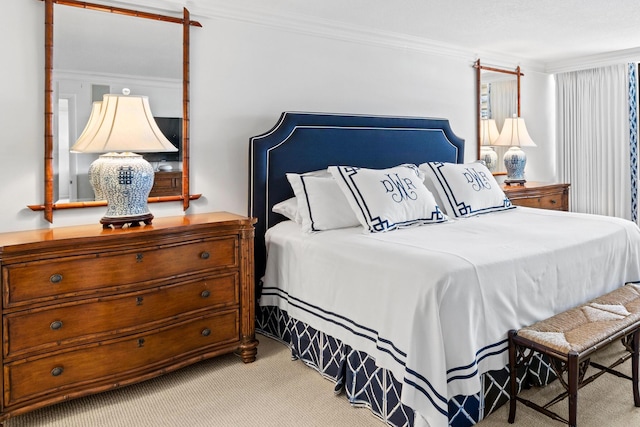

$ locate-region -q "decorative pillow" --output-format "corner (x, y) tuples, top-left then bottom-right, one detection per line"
(419, 161), (514, 218)
(286, 170), (360, 232)
(272, 197), (300, 223)
(328, 164), (447, 233)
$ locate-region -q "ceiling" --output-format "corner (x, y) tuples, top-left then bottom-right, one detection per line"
(114, 0), (640, 72)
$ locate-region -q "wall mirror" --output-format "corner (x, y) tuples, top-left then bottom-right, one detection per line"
(474, 59), (523, 175)
(31, 0), (201, 222)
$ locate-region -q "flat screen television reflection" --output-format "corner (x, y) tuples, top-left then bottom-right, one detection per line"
(143, 117), (182, 162)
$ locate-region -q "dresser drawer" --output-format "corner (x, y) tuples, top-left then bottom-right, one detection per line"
(4, 273), (239, 359)
(4, 237), (238, 306)
(503, 182), (569, 212)
(511, 193), (566, 210)
(4, 310), (239, 407)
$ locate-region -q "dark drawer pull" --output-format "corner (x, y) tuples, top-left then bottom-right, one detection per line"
(49, 274), (63, 284)
(50, 320), (63, 330)
(51, 367), (64, 377)
(201, 328), (211, 337)
(200, 251), (210, 260)
(550, 199), (557, 204)
(136, 253), (144, 262)
(201, 290), (211, 298)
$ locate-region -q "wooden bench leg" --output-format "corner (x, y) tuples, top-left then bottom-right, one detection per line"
(568, 351), (579, 427)
(508, 330), (518, 424)
(633, 329), (640, 407)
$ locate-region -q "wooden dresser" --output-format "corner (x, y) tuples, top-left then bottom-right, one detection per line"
(503, 182), (570, 211)
(149, 171), (182, 197)
(0, 212), (257, 423)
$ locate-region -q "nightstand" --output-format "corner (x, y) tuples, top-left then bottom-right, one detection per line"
(503, 182), (570, 211)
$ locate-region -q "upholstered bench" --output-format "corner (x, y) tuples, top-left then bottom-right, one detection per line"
(508, 283), (640, 427)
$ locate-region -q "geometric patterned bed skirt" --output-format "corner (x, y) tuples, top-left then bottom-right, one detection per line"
(256, 305), (555, 427)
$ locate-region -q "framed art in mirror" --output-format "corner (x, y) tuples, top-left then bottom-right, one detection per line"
(30, 0), (202, 223)
(474, 59), (523, 175)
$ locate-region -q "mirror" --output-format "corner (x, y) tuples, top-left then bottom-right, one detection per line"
(33, 0), (201, 222)
(55, 6), (182, 204)
(474, 60), (522, 175)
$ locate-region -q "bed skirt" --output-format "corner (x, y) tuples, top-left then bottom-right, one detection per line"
(257, 305), (556, 426)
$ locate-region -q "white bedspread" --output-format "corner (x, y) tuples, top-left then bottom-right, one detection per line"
(260, 207), (640, 427)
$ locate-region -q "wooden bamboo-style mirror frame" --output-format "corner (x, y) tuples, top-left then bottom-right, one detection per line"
(30, 0), (202, 222)
(473, 59), (523, 175)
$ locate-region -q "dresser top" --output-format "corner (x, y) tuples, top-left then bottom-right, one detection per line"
(502, 181), (570, 191)
(0, 212), (253, 250)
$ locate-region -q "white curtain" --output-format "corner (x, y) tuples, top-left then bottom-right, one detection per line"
(489, 79), (518, 174)
(555, 64), (633, 220)
(489, 79), (518, 131)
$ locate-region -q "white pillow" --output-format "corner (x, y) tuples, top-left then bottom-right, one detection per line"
(272, 197), (300, 223)
(286, 170), (360, 232)
(328, 164), (447, 233)
(419, 161), (514, 218)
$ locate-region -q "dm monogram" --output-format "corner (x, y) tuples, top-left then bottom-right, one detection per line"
(462, 167), (492, 191)
(381, 173), (418, 203)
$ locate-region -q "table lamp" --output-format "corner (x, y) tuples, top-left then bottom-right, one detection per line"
(480, 118), (500, 171)
(492, 115), (536, 184)
(71, 91), (178, 228)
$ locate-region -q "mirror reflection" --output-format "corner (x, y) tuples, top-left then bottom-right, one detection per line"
(480, 71), (518, 130)
(53, 5), (182, 203)
(475, 61), (521, 174)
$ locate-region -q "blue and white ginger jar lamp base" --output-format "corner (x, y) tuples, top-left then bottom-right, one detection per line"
(503, 146), (527, 184)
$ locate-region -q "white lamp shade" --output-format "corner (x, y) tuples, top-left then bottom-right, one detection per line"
(480, 119), (500, 145)
(70, 94), (178, 153)
(493, 116), (537, 147)
(72, 101), (103, 152)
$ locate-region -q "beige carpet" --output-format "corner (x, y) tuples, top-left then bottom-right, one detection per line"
(477, 341), (640, 427)
(5, 335), (640, 426)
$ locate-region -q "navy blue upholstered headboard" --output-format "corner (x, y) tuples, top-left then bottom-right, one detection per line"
(249, 112), (465, 290)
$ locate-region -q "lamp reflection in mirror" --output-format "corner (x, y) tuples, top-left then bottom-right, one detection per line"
(480, 119), (500, 172)
(74, 101), (109, 201)
(492, 115), (536, 184)
(70, 92), (177, 229)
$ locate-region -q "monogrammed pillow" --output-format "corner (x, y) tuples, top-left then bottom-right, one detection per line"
(328, 164), (447, 233)
(419, 161), (514, 218)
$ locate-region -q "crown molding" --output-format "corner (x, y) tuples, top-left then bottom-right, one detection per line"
(202, 3), (470, 57)
(95, 1), (546, 72)
(188, 2), (545, 72)
(545, 47), (640, 74)
(53, 69), (181, 89)
(86, 1), (640, 75)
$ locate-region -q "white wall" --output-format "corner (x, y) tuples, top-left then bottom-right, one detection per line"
(520, 70), (556, 183)
(0, 1), (554, 233)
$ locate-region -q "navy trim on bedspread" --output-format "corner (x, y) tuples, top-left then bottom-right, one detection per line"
(261, 285), (448, 413)
(257, 305), (554, 427)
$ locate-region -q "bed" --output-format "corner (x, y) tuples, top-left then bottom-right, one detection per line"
(249, 111), (640, 427)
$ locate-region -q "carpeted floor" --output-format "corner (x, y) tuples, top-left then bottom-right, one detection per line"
(476, 340), (640, 427)
(5, 334), (640, 426)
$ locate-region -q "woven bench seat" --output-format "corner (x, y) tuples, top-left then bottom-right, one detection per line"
(508, 283), (640, 427)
